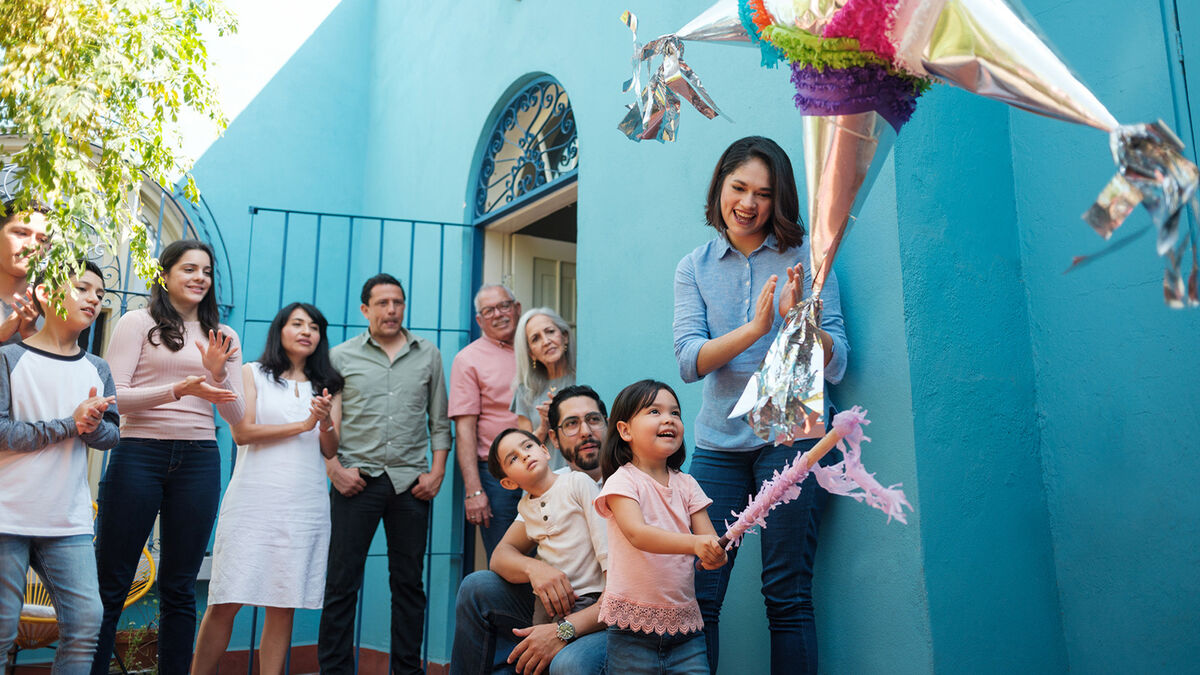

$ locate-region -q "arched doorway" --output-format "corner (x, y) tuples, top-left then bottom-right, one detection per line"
(470, 75), (578, 331)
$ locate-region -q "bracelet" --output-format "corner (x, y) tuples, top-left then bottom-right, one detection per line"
(465, 490), (484, 501)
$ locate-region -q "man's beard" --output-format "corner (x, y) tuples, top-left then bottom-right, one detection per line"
(572, 440), (600, 470)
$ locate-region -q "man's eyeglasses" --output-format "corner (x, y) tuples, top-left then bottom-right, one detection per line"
(478, 300), (515, 319)
(556, 413), (606, 437)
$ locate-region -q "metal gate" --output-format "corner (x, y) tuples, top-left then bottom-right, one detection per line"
(235, 205), (475, 672)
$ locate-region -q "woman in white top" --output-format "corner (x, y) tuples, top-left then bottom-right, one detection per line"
(191, 302), (342, 675)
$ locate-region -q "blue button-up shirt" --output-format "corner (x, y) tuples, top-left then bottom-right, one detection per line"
(673, 233), (849, 452)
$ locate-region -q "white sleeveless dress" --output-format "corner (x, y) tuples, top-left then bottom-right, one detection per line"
(207, 362), (329, 609)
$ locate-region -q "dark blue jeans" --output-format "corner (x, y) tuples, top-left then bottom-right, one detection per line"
(690, 441), (831, 675)
(476, 460), (523, 561)
(319, 474), (430, 675)
(450, 570), (606, 675)
(91, 438), (221, 675)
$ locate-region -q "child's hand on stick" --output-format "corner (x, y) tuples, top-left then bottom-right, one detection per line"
(693, 534), (727, 570)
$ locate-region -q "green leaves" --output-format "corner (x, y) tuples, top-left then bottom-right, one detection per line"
(0, 0), (235, 314)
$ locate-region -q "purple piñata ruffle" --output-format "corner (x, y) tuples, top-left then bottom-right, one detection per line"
(790, 63), (919, 131)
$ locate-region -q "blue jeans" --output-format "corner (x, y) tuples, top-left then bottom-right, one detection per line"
(91, 438), (221, 675)
(450, 570), (606, 675)
(0, 533), (102, 674)
(690, 442), (831, 675)
(319, 474), (430, 675)
(476, 461), (523, 561)
(605, 627), (707, 675)
(462, 461), (524, 573)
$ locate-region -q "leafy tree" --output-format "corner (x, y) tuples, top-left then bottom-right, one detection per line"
(0, 0), (235, 308)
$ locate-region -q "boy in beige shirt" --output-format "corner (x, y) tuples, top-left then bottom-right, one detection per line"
(450, 428), (607, 675)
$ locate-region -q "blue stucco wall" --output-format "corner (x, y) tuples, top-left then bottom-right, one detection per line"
(1007, 2), (1200, 671)
(186, 0), (378, 657)
(174, 0), (1199, 671)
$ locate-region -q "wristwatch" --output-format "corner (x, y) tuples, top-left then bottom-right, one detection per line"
(555, 618), (576, 643)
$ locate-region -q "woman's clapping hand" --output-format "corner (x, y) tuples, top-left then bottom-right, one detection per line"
(174, 375), (238, 403)
(306, 388), (334, 431)
(778, 262), (805, 318)
(195, 330), (239, 381)
(749, 275), (779, 338)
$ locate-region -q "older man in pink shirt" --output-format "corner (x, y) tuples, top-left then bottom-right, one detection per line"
(450, 284), (523, 562)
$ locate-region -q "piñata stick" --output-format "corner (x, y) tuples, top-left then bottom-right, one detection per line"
(716, 406), (910, 551)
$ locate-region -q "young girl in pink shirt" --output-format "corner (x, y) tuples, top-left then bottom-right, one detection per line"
(594, 380), (727, 674)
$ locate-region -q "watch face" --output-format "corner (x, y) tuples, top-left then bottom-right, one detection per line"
(556, 620), (576, 641)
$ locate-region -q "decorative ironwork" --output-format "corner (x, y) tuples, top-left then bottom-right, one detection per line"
(474, 77), (578, 220)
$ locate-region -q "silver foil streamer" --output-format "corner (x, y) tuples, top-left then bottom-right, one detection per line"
(618, 12), (727, 143)
(729, 297), (827, 443)
(1082, 121), (1200, 307)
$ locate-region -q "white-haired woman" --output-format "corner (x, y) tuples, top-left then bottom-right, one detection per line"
(511, 307), (575, 468)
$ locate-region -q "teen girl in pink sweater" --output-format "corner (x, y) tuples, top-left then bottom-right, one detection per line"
(91, 240), (245, 675)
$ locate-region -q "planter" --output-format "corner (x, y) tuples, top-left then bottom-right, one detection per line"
(111, 628), (157, 674)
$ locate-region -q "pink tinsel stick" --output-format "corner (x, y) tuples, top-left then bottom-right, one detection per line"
(812, 410), (912, 524)
(719, 406), (910, 550)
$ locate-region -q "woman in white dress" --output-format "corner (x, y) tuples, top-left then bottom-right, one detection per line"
(191, 302), (343, 675)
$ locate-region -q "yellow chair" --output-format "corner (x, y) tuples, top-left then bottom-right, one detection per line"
(12, 503), (157, 652)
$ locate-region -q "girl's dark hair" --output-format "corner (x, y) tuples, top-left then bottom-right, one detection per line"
(147, 239), (220, 351)
(258, 302), (344, 396)
(601, 379), (687, 481)
(704, 136), (805, 251)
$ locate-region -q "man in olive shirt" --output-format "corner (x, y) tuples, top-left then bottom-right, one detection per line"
(319, 273), (452, 675)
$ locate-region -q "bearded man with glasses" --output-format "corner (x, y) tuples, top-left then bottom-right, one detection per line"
(546, 385), (607, 485)
(450, 383), (610, 675)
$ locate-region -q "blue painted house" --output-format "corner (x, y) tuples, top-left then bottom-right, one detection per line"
(167, 0), (1200, 672)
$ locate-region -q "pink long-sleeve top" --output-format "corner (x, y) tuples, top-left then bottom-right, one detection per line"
(105, 308), (245, 440)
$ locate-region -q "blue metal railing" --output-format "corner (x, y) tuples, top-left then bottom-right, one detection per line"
(234, 205), (475, 671)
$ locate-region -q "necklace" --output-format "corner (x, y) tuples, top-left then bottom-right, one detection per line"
(294, 380), (300, 398)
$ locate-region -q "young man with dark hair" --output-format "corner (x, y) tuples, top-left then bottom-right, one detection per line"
(0, 201), (49, 344)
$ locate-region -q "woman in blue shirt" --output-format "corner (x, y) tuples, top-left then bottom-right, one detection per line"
(673, 136), (850, 675)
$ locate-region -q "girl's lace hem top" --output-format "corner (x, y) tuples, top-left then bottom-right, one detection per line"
(599, 591), (703, 635)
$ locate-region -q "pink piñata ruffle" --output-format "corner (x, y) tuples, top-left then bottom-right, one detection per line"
(822, 0), (899, 62)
